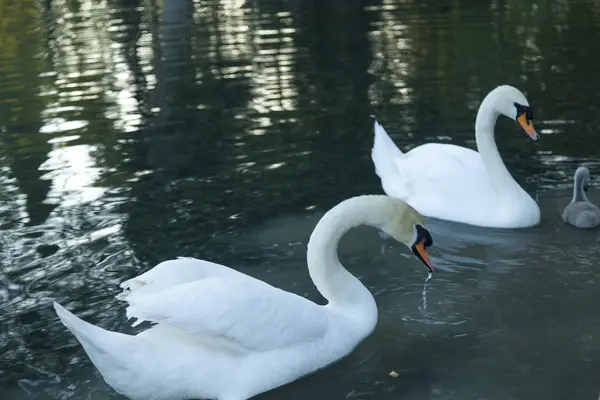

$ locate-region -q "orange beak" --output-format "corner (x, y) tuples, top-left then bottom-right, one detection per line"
(414, 239), (434, 274)
(517, 113), (538, 141)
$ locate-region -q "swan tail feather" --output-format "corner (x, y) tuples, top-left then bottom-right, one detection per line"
(53, 302), (133, 372)
(372, 120), (404, 176)
(372, 120), (412, 199)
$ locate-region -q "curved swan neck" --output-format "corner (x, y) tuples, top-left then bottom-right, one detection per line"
(306, 196), (389, 312)
(474, 91), (518, 193)
(573, 172), (589, 203)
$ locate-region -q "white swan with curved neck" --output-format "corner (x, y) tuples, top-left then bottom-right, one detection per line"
(371, 85), (541, 228)
(53, 195), (435, 400)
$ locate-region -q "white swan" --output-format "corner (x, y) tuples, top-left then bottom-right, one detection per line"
(372, 85), (541, 229)
(53, 195), (435, 400)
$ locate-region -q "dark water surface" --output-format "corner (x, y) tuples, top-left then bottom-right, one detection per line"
(2, 0), (600, 399)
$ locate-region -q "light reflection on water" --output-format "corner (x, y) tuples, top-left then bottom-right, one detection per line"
(2, 0), (600, 399)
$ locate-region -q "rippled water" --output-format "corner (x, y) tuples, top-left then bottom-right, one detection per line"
(2, 0), (600, 399)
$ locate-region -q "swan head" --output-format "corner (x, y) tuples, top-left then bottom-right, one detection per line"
(491, 85), (538, 141)
(575, 166), (590, 192)
(379, 200), (435, 274)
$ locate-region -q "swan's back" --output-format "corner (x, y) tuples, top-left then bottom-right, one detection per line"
(562, 201), (600, 228)
(372, 121), (488, 202)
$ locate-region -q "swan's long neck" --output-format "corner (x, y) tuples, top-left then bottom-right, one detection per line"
(573, 174), (588, 202)
(306, 196), (387, 319)
(475, 94), (519, 195)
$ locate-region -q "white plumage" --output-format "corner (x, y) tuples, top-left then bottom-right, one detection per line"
(54, 195), (434, 400)
(372, 85), (541, 229)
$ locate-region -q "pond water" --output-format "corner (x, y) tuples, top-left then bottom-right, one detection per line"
(1, 0), (600, 399)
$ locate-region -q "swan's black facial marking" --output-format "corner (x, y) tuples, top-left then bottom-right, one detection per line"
(514, 102), (538, 140)
(414, 224), (433, 248)
(411, 224), (434, 274)
(514, 102), (533, 122)
(584, 185), (589, 192)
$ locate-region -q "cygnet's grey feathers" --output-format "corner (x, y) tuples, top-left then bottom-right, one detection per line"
(562, 166), (600, 228)
(562, 201), (600, 228)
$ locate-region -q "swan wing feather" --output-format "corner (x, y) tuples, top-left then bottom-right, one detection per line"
(125, 276), (329, 353)
(117, 257), (247, 302)
(393, 143), (496, 212)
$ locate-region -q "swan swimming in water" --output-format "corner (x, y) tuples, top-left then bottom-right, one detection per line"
(562, 166), (600, 228)
(53, 195), (435, 400)
(371, 85), (541, 229)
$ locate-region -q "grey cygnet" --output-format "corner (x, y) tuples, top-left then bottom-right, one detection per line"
(562, 166), (600, 228)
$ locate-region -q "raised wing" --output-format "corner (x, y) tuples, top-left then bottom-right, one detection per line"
(117, 257), (247, 305)
(124, 276), (329, 354)
(371, 120), (406, 180)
